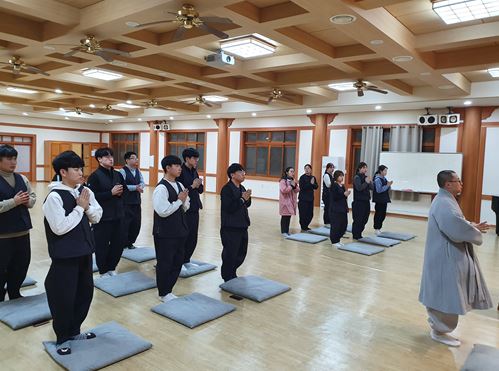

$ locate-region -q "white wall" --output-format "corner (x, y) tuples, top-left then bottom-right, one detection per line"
(482, 127), (499, 196)
(439, 127), (458, 153)
(139, 132), (150, 168)
(206, 132), (218, 174)
(229, 131), (241, 164)
(297, 129), (312, 172)
(329, 129), (348, 160)
(244, 179), (279, 200)
(231, 116), (312, 129)
(157, 132), (165, 170)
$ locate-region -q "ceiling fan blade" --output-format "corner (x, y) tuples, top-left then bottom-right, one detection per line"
(158, 105), (176, 111)
(0, 62), (10, 65)
(203, 101), (213, 108)
(187, 101), (198, 105)
(100, 48), (131, 57)
(357, 89), (364, 97)
(172, 27), (187, 42)
(366, 87), (388, 94)
(25, 65), (50, 76)
(198, 23), (229, 39)
(281, 96), (293, 102)
(267, 96), (274, 103)
(199, 16), (233, 24)
(63, 48), (80, 58)
(167, 12), (179, 16)
(94, 50), (114, 62)
(133, 19), (177, 28)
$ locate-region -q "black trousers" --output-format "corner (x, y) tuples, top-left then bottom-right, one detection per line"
(494, 210), (499, 235)
(44, 255), (93, 344)
(184, 211), (199, 264)
(298, 200), (314, 230)
(93, 219), (125, 274)
(154, 236), (186, 297)
(330, 212), (348, 244)
(352, 200), (371, 239)
(323, 196), (330, 225)
(0, 234), (30, 301)
(373, 203), (388, 230)
(220, 227), (248, 282)
(280, 216), (291, 234)
(123, 204), (141, 246)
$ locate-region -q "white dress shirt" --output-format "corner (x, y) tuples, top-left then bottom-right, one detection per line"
(153, 178), (190, 217)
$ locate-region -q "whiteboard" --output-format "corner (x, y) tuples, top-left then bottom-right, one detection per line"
(482, 127), (499, 196)
(379, 152), (463, 193)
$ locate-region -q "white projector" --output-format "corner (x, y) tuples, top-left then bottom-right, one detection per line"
(205, 51), (235, 67)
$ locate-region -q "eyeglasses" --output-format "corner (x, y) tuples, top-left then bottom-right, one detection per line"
(449, 180), (462, 183)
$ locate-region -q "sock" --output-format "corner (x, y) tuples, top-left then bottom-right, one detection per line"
(162, 293), (178, 302)
(72, 332), (96, 341)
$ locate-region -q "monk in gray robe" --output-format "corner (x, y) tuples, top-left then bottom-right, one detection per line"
(419, 170), (492, 347)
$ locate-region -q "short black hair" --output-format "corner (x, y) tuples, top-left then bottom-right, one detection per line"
(94, 147), (113, 160)
(227, 163), (245, 179)
(161, 155), (181, 171)
(282, 166), (294, 179)
(325, 163), (334, 171)
(437, 170), (456, 188)
(356, 162), (368, 172)
(182, 147), (199, 161)
(0, 144), (18, 159)
(376, 165), (388, 175)
(333, 170), (344, 181)
(124, 151), (137, 161)
(304, 164), (312, 170)
(52, 151), (85, 175)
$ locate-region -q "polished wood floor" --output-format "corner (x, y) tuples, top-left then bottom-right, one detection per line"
(2, 183), (499, 371)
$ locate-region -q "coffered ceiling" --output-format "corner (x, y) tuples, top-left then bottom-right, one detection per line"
(0, 0), (498, 122)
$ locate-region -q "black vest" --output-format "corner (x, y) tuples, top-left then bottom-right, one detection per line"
(89, 167), (124, 221)
(179, 164), (203, 213)
(322, 172), (333, 200)
(0, 173), (32, 234)
(122, 167), (141, 205)
(329, 183), (348, 214)
(372, 176), (391, 204)
(353, 173), (371, 201)
(220, 181), (251, 229)
(153, 179), (189, 239)
(44, 188), (95, 259)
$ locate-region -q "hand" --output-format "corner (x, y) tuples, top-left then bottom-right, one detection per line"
(137, 185), (144, 193)
(472, 221), (491, 233)
(344, 190), (351, 197)
(14, 191), (30, 206)
(366, 177), (372, 184)
(310, 177), (315, 184)
(388, 181), (394, 186)
(192, 178), (202, 189)
(178, 189), (188, 202)
(77, 188), (90, 210)
(111, 184), (123, 196)
(290, 180), (295, 187)
(242, 190), (251, 201)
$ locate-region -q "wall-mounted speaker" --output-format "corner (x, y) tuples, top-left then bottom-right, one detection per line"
(152, 123), (162, 131)
(438, 113), (461, 125)
(417, 114), (438, 125)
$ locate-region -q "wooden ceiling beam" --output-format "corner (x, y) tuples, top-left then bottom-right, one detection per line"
(0, 0), (80, 26)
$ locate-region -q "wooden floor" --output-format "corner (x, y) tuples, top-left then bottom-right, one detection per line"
(2, 183), (499, 371)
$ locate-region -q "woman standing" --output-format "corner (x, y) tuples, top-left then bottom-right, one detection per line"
(352, 162), (373, 240)
(279, 167), (300, 237)
(372, 165), (393, 235)
(329, 170), (350, 247)
(322, 163), (334, 227)
(298, 164), (318, 232)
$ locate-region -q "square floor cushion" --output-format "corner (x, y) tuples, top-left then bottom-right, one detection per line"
(43, 321), (152, 371)
(378, 231), (416, 241)
(121, 247), (156, 263)
(286, 233), (328, 244)
(461, 344), (499, 371)
(359, 235), (400, 247)
(94, 271), (156, 297)
(179, 260), (216, 278)
(337, 242), (385, 256)
(0, 293), (51, 329)
(309, 227), (330, 237)
(151, 292), (235, 328)
(220, 275), (291, 303)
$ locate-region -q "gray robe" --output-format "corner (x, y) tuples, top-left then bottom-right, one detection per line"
(419, 188), (492, 315)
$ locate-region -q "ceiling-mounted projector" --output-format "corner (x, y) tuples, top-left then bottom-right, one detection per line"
(205, 50), (235, 67)
(417, 107), (437, 126)
(439, 113), (460, 125)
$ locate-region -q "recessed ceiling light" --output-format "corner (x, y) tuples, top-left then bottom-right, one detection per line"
(369, 39), (384, 45)
(251, 112), (257, 116)
(54, 88), (63, 94)
(117, 103), (141, 109)
(203, 95), (229, 102)
(488, 68), (499, 77)
(206, 114), (211, 119)
(220, 34), (277, 59)
(438, 84), (455, 90)
(126, 21), (140, 28)
(22, 112), (28, 116)
(327, 82), (356, 91)
(433, 0), (499, 25)
(375, 105), (382, 110)
(6, 87), (38, 94)
(138, 118), (142, 121)
(108, 119), (113, 123)
(464, 100), (472, 105)
(89, 104), (96, 108)
(169, 116), (174, 120)
(126, 100), (133, 104)
(59, 107), (65, 111)
(81, 68), (123, 81)
(329, 14), (356, 24)
(306, 109), (312, 114)
(392, 55), (413, 62)
(43, 45), (56, 51)
(64, 116), (69, 120)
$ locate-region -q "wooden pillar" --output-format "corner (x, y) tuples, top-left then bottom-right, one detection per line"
(214, 118), (234, 193)
(459, 107), (497, 221)
(148, 121), (159, 186)
(308, 113), (337, 206)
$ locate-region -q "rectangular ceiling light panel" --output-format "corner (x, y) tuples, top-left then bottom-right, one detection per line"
(220, 35), (276, 58)
(433, 0), (499, 24)
(81, 68), (123, 81)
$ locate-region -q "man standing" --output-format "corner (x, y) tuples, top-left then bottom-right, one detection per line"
(492, 195), (498, 236)
(352, 162), (373, 240)
(220, 163), (251, 282)
(322, 163), (335, 227)
(419, 170), (492, 347)
(119, 151), (144, 249)
(0, 144), (36, 301)
(87, 147), (127, 277)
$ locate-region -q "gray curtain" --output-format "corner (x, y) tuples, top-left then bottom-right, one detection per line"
(360, 126), (383, 178)
(388, 125), (422, 201)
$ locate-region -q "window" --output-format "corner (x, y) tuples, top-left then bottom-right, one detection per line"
(166, 132), (205, 171)
(382, 129), (390, 151)
(0, 134), (34, 180)
(243, 130), (296, 177)
(110, 133), (139, 166)
(422, 127), (437, 152)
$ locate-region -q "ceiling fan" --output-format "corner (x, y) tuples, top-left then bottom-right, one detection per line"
(64, 107), (93, 115)
(126, 3), (233, 41)
(0, 56), (49, 76)
(354, 79), (388, 97)
(97, 104), (129, 115)
(187, 95), (213, 108)
(267, 88), (295, 103)
(49, 35), (131, 62)
(141, 99), (176, 111)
